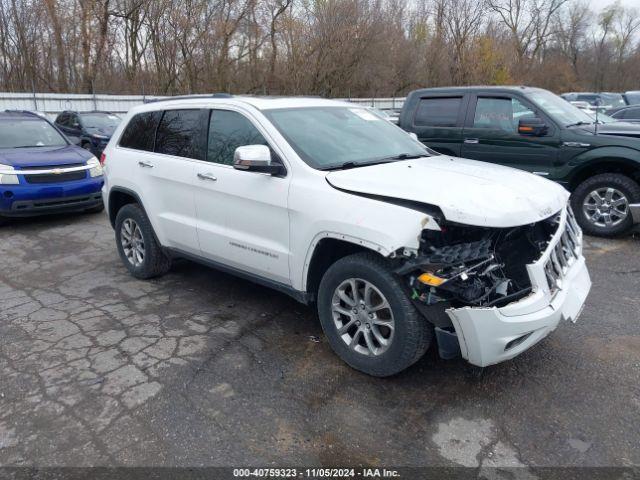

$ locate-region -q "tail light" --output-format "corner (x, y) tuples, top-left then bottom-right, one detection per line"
(100, 153), (106, 165)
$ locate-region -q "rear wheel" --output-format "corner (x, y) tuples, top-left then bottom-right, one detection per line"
(571, 173), (640, 237)
(317, 252), (432, 377)
(115, 204), (171, 279)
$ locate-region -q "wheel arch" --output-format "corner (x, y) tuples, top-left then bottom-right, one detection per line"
(107, 187), (147, 229)
(302, 235), (389, 299)
(568, 157), (640, 191)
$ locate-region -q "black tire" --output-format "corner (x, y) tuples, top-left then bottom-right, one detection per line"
(114, 203), (171, 279)
(317, 252), (432, 377)
(85, 203), (105, 214)
(571, 173), (640, 237)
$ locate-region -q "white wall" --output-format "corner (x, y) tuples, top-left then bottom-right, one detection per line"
(0, 92), (405, 120)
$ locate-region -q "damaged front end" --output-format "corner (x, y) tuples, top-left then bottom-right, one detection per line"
(399, 216), (561, 308)
(396, 210), (576, 360)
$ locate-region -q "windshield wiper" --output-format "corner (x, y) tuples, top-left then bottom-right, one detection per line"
(320, 159), (395, 171)
(380, 153), (425, 161)
(565, 121), (592, 128)
(319, 153), (425, 171)
(13, 145), (47, 148)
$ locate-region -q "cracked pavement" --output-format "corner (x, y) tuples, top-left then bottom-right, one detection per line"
(0, 212), (639, 470)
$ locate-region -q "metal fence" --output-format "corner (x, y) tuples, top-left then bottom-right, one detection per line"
(0, 92), (405, 120)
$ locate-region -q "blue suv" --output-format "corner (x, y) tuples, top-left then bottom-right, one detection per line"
(54, 110), (121, 156)
(0, 111), (104, 223)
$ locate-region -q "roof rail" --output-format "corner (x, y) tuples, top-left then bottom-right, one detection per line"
(143, 93), (233, 104)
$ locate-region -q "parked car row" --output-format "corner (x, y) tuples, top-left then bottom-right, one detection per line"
(3, 86), (637, 376)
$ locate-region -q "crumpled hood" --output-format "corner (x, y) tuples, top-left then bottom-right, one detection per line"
(0, 145), (92, 168)
(325, 156), (569, 228)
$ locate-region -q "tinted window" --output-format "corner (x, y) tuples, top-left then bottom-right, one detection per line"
(473, 97), (535, 132)
(414, 97), (462, 127)
(623, 108), (640, 120)
(155, 109), (203, 159)
(119, 111), (162, 151)
(207, 110), (267, 165)
(576, 94), (599, 105)
(56, 113), (68, 126)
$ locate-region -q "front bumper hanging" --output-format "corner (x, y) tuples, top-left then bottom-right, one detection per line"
(445, 206), (591, 367)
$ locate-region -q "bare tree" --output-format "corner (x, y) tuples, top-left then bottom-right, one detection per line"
(0, 0), (639, 96)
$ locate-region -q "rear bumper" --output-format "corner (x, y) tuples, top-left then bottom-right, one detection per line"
(0, 179), (103, 217)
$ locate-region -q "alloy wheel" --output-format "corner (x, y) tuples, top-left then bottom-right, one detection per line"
(331, 278), (395, 356)
(120, 218), (145, 266)
(582, 187), (628, 228)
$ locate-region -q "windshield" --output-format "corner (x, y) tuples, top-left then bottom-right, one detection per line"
(80, 113), (121, 129)
(263, 107), (429, 169)
(526, 90), (594, 127)
(0, 119), (67, 148)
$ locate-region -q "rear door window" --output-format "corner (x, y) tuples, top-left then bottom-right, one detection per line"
(414, 97), (462, 127)
(119, 111), (162, 152)
(155, 109), (204, 160)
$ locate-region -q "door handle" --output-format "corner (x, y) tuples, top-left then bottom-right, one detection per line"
(197, 172), (217, 181)
(464, 138), (479, 144)
(138, 160), (154, 168)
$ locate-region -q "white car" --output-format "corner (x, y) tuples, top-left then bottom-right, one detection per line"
(101, 95), (591, 376)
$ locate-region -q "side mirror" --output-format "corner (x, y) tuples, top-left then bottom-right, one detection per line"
(518, 117), (548, 136)
(408, 132), (418, 141)
(233, 145), (282, 175)
(69, 136), (82, 146)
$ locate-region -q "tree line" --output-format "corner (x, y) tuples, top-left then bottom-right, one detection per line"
(0, 0), (638, 97)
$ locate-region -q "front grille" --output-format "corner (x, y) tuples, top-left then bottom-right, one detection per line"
(543, 206), (581, 292)
(22, 164), (87, 184)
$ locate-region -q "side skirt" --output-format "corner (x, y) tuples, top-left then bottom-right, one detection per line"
(164, 247), (314, 305)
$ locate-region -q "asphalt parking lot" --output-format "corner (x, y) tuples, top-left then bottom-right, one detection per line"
(0, 212), (639, 470)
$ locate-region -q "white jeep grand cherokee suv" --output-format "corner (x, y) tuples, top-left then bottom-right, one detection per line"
(102, 95), (591, 376)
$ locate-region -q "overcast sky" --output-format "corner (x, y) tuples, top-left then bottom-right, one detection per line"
(589, 0), (639, 12)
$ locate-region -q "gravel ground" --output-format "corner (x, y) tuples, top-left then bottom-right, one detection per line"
(0, 212), (638, 471)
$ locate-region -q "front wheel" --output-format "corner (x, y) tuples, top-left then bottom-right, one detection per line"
(114, 204), (171, 279)
(317, 252), (432, 377)
(571, 173), (640, 237)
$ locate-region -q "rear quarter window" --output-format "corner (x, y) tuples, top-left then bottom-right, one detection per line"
(414, 97), (462, 127)
(119, 111), (162, 152)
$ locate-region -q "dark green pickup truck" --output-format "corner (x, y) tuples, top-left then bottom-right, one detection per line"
(399, 86), (640, 236)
